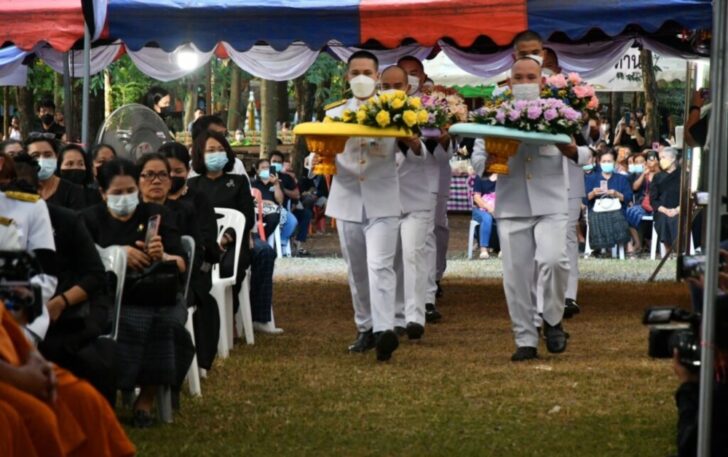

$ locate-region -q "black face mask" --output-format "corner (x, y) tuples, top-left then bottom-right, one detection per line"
(60, 169), (87, 186)
(170, 176), (186, 194)
(40, 114), (55, 125)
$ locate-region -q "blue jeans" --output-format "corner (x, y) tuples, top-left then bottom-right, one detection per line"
(279, 210), (298, 248)
(472, 209), (494, 248)
(293, 208), (313, 243)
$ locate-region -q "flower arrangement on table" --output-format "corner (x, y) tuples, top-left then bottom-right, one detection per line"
(541, 72), (599, 116)
(299, 90), (427, 175)
(419, 85), (468, 138)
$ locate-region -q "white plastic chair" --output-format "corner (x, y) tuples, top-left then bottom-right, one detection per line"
(647, 215), (694, 260)
(180, 236), (201, 397)
(467, 219), (479, 260)
(211, 208), (254, 358)
(95, 245), (127, 340)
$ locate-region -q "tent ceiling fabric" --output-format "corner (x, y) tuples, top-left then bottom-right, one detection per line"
(0, 0), (87, 51)
(107, 0), (361, 52)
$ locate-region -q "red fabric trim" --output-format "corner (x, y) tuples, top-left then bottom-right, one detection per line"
(0, 1), (85, 51)
(359, 0), (528, 48)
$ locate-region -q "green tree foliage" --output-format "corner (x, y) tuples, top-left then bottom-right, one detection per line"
(304, 53), (346, 118)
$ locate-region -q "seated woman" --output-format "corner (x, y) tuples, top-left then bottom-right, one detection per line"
(139, 148), (220, 370)
(471, 173), (497, 259)
(585, 149), (633, 256)
(58, 143), (103, 207)
(91, 143), (117, 178)
(625, 150), (658, 254)
(251, 158), (299, 245)
(187, 131), (282, 334)
(25, 137), (86, 210)
(81, 158), (193, 428)
(650, 147), (682, 253)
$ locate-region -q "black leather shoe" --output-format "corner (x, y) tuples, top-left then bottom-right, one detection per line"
(543, 321), (568, 353)
(374, 330), (399, 361)
(564, 298), (581, 319)
(394, 326), (407, 337)
(435, 281), (444, 299)
(511, 346), (538, 362)
(405, 322), (425, 340)
(425, 303), (442, 323)
(348, 330), (375, 353)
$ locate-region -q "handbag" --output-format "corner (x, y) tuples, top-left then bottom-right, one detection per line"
(593, 197), (622, 213)
(123, 261), (180, 307)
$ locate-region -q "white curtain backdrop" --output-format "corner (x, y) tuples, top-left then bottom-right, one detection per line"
(127, 44), (214, 82)
(0, 46), (29, 86)
(328, 43), (433, 67)
(223, 42), (320, 81)
(37, 42), (123, 77)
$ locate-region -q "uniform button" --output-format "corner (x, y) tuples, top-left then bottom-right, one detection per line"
(526, 156), (532, 162)
(360, 159), (366, 165)
(527, 173), (533, 180)
(359, 176), (366, 182)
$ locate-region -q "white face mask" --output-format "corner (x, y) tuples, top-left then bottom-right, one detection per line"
(107, 192), (139, 217)
(349, 75), (377, 99)
(407, 75), (420, 95)
(380, 88), (397, 96)
(511, 83), (541, 100)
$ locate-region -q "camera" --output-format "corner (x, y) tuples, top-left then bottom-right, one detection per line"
(0, 251), (43, 323)
(677, 254), (727, 280)
(643, 307), (701, 372)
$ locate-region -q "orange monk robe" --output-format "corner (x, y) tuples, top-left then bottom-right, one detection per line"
(0, 398), (39, 457)
(0, 303), (136, 457)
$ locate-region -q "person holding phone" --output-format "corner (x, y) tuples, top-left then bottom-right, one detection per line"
(614, 110), (646, 152)
(81, 158), (192, 428)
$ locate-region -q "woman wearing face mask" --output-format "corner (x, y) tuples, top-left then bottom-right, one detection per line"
(24, 137), (86, 210)
(81, 158), (192, 427)
(57, 144), (103, 207)
(251, 158), (286, 239)
(91, 143), (117, 179)
(585, 150), (633, 256)
(650, 147), (682, 254)
(624, 152), (655, 255)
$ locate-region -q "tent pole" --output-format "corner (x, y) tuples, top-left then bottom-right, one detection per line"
(3, 87), (8, 139)
(81, 22), (91, 147)
(697, 0), (728, 455)
(62, 53), (73, 142)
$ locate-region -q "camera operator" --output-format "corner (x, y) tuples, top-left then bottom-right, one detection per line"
(674, 249), (728, 457)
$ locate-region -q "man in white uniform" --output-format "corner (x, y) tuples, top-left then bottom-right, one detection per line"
(398, 56), (446, 322)
(314, 52), (423, 361)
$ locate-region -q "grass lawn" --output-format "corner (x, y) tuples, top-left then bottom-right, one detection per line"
(125, 276), (689, 457)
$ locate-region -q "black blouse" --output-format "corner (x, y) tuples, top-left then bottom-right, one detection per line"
(81, 201), (184, 260)
(47, 178), (86, 211)
(650, 168), (682, 211)
(178, 188), (223, 265)
(187, 173), (254, 241)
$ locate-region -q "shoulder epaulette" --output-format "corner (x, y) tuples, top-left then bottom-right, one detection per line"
(324, 99), (347, 111)
(0, 216), (14, 226)
(4, 191), (41, 203)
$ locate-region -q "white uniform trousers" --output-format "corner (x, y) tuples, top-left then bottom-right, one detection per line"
(394, 210), (434, 327)
(337, 215), (399, 333)
(565, 198), (582, 300)
(497, 214), (570, 348)
(424, 193), (439, 304)
(434, 193), (450, 281)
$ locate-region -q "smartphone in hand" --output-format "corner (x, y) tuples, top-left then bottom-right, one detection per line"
(600, 180), (608, 193)
(145, 215), (161, 249)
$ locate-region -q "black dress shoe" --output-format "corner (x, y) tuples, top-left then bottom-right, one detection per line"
(435, 281), (444, 299)
(374, 330), (399, 361)
(348, 330), (375, 353)
(394, 326), (407, 337)
(132, 409), (155, 428)
(511, 346), (538, 362)
(425, 303), (442, 323)
(405, 322), (425, 340)
(543, 321), (568, 353)
(564, 298), (581, 319)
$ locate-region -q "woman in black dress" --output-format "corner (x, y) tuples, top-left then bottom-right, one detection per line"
(57, 143), (103, 207)
(81, 158), (193, 427)
(650, 147), (682, 253)
(24, 137), (85, 210)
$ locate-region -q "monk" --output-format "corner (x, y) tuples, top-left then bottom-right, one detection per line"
(0, 301), (136, 457)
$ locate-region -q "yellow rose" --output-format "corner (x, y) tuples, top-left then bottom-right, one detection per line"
(402, 110), (417, 128)
(323, 116), (334, 123)
(408, 97), (422, 109)
(416, 110), (429, 124)
(342, 109), (355, 122)
(356, 109), (368, 124)
(375, 110), (391, 127)
(394, 90), (407, 100)
(391, 98), (405, 110)
(379, 93), (389, 104)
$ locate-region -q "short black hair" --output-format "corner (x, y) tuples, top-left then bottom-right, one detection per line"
(256, 158), (270, 170)
(347, 50), (379, 69)
(9, 153), (39, 191)
(158, 142), (191, 169)
(91, 143), (117, 160)
(97, 158), (140, 192)
(145, 86), (170, 109)
(191, 130), (235, 175)
(37, 98), (56, 112)
(269, 151), (285, 162)
(58, 144), (94, 185)
(191, 115), (226, 141)
(24, 136), (59, 155)
(543, 47), (559, 65)
(0, 139), (22, 155)
(397, 56), (424, 72)
(513, 30), (543, 47)
(137, 152), (171, 174)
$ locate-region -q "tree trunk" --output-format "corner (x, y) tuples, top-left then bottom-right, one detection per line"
(276, 81), (289, 124)
(54, 73), (63, 111)
(227, 66), (241, 133)
(641, 49), (660, 144)
(104, 69), (113, 118)
(183, 80), (196, 143)
(17, 87), (34, 137)
(205, 62), (212, 115)
(260, 79), (278, 158)
(292, 76), (316, 175)
(3, 87), (8, 139)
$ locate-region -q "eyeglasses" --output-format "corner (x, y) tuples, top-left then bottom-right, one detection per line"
(140, 171), (170, 181)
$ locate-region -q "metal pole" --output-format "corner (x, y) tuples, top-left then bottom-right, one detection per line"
(62, 53), (73, 142)
(81, 22), (91, 147)
(697, 0), (727, 455)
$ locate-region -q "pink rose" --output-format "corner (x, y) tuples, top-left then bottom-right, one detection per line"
(573, 85), (590, 99)
(548, 74), (568, 89)
(587, 96), (599, 110)
(544, 108), (558, 121)
(527, 105), (543, 120)
(567, 72), (582, 85)
(508, 109), (522, 122)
